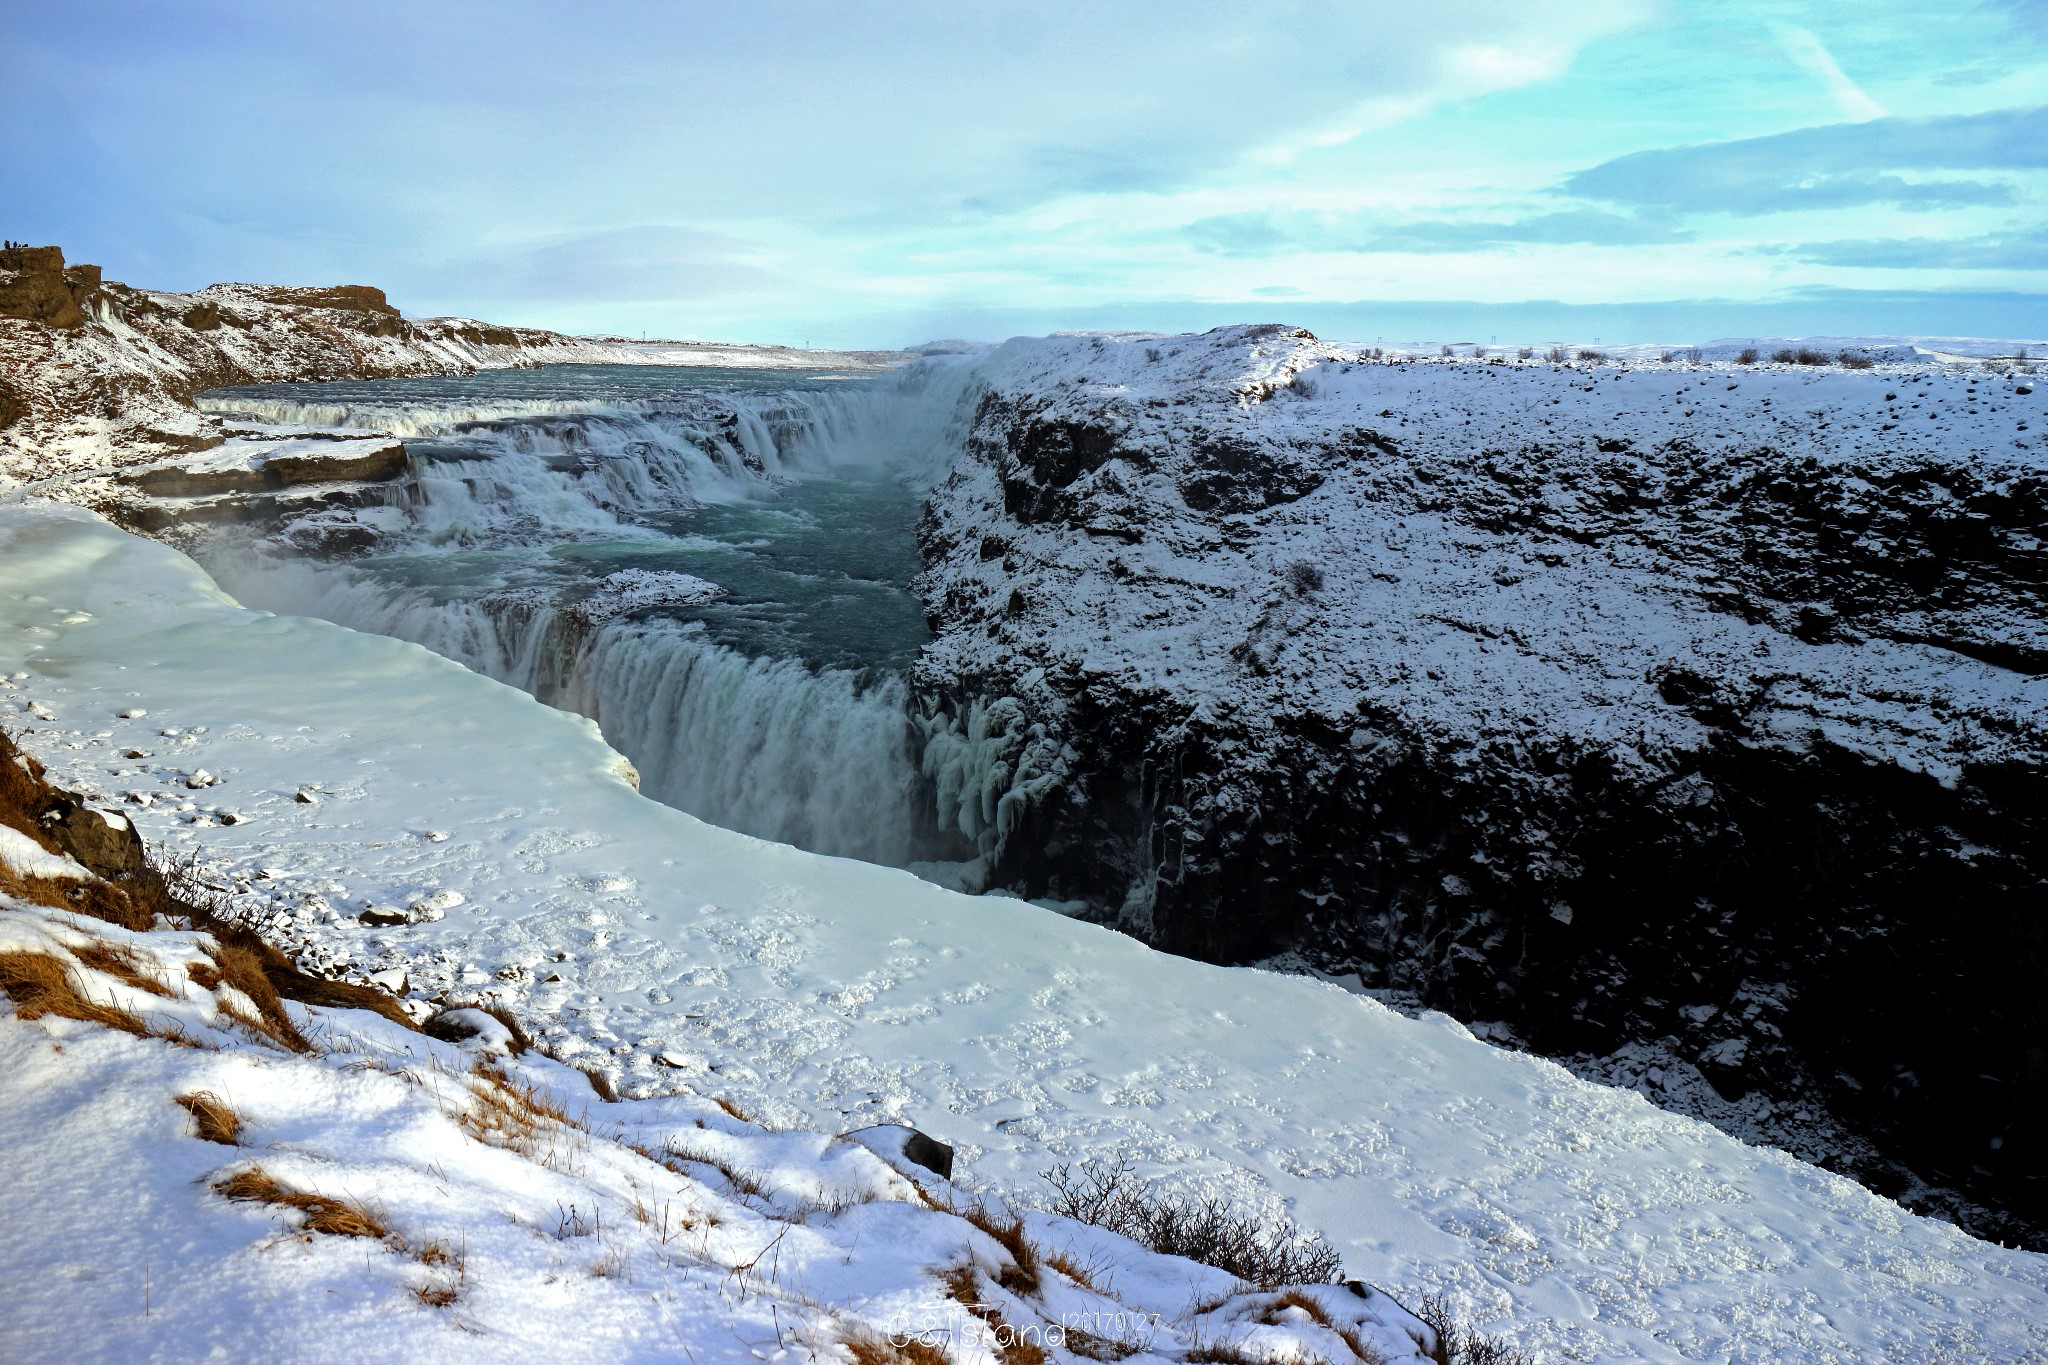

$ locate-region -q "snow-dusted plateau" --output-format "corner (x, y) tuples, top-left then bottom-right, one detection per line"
(4, 244), (2047, 1362)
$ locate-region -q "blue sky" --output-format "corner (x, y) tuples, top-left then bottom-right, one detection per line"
(4, 0), (2045, 346)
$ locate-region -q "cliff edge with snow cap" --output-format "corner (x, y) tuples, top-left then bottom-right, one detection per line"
(912, 323), (2048, 1245)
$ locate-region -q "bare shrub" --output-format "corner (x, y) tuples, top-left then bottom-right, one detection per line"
(1575, 349), (1604, 363)
(1042, 1156), (1341, 1289)
(1838, 352), (1874, 369)
(176, 1091), (243, 1144)
(1545, 345), (1567, 363)
(1439, 345), (1454, 358)
(1516, 347), (1533, 359)
(1772, 348), (1795, 363)
(1285, 560), (1324, 595)
(1736, 347), (1759, 364)
(1411, 1293), (1531, 1365)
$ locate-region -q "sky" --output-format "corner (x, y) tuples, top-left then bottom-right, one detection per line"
(4, 0), (2046, 347)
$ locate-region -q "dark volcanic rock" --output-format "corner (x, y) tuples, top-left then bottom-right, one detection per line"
(911, 326), (2048, 1246)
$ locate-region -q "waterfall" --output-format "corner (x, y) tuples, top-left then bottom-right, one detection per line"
(207, 554), (950, 864)
(195, 359), (993, 868)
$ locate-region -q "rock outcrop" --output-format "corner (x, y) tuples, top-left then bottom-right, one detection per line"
(0, 244), (102, 330)
(913, 326), (2048, 1246)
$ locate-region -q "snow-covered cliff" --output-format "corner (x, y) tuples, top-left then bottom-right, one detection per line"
(912, 325), (2048, 1245)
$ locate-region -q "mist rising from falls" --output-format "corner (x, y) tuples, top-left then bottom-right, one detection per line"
(198, 362), (990, 869)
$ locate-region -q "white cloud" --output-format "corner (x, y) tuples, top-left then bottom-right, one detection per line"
(1773, 24), (1889, 121)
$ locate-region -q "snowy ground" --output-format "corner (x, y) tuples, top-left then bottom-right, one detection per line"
(0, 895), (1438, 1365)
(4, 501), (2047, 1361)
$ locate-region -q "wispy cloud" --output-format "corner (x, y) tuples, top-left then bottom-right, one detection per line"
(1186, 209), (1693, 256)
(1565, 106), (2047, 214)
(1772, 25), (1888, 121)
(1759, 232), (2048, 270)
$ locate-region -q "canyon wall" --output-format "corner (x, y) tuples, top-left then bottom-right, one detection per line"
(912, 326), (2048, 1245)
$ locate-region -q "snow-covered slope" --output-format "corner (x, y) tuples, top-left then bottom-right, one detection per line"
(0, 890), (1438, 1365)
(4, 502), (2047, 1361)
(908, 325), (2048, 1244)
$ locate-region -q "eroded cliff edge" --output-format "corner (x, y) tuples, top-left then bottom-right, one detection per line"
(912, 326), (2048, 1245)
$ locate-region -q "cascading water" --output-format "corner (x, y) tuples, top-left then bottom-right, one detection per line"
(195, 363), (985, 868)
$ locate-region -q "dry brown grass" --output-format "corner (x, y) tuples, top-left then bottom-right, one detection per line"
(953, 1201), (1042, 1296)
(204, 940), (312, 1052)
(0, 731), (152, 931)
(1264, 1289), (1332, 1327)
(712, 1095), (752, 1123)
(0, 860), (154, 931)
(942, 1267), (1046, 1365)
(579, 1065), (619, 1102)
(0, 949), (150, 1036)
(425, 1000), (533, 1054)
(1183, 1344), (1255, 1365)
(176, 1091), (243, 1144)
(4, 725), (420, 1037)
(846, 1333), (952, 1365)
(1042, 1247), (1100, 1291)
(214, 1165), (390, 1239)
(662, 1136), (770, 1200)
(412, 1237), (466, 1306)
(69, 937), (170, 995)
(457, 1059), (588, 1169)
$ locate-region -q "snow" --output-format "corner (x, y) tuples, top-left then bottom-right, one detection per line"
(576, 569), (728, 623)
(0, 823), (90, 880)
(913, 328), (2047, 847)
(0, 894), (1436, 1364)
(4, 499), (2047, 1361)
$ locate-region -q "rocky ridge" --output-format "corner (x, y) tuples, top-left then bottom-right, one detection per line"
(911, 325), (2048, 1246)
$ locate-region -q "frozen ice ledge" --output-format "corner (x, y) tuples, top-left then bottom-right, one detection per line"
(5, 500), (2048, 1361)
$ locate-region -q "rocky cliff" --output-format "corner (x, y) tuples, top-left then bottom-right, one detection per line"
(912, 325), (2048, 1245)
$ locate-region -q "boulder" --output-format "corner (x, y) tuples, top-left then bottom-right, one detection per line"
(842, 1123), (955, 1180)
